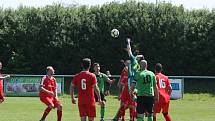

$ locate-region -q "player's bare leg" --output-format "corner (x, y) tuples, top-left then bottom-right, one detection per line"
(88, 117), (95, 121)
(153, 113), (157, 121)
(112, 101), (127, 121)
(56, 105), (62, 121)
(81, 117), (87, 121)
(40, 105), (53, 121)
(0, 98), (4, 104)
(137, 114), (144, 121)
(128, 105), (136, 121)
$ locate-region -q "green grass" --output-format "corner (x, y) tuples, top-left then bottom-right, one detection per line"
(0, 93), (215, 121)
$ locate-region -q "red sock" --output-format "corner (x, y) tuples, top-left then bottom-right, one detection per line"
(118, 106), (126, 118)
(164, 114), (172, 121)
(89, 120), (94, 121)
(57, 110), (62, 121)
(153, 115), (156, 121)
(129, 108), (135, 121)
(41, 107), (52, 120)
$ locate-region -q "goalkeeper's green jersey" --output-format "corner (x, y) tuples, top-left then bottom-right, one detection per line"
(128, 54), (140, 77)
(134, 70), (156, 96)
(128, 54), (140, 89)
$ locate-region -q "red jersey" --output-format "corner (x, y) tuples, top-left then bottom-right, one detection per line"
(156, 73), (171, 103)
(72, 71), (97, 105)
(39, 75), (57, 98)
(0, 74), (2, 89)
(120, 67), (129, 97)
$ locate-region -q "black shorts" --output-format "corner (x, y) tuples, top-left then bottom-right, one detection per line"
(105, 82), (111, 91)
(136, 96), (154, 114)
(94, 92), (106, 102)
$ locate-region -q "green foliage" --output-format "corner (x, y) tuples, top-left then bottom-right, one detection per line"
(0, 1), (214, 75)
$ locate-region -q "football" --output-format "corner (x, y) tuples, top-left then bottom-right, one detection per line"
(111, 29), (119, 38)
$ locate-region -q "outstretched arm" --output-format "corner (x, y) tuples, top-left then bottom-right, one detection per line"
(126, 38), (133, 57)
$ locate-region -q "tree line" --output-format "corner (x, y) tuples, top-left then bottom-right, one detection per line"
(0, 1), (214, 76)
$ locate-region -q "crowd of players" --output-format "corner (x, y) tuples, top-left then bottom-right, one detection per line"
(0, 39), (172, 121)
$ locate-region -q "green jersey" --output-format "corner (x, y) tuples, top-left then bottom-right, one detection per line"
(95, 72), (108, 93)
(128, 54), (140, 77)
(128, 54), (140, 90)
(134, 70), (156, 96)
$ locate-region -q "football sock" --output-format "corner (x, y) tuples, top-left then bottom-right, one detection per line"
(57, 110), (62, 121)
(148, 114), (153, 121)
(101, 107), (105, 118)
(153, 115), (156, 121)
(130, 108), (135, 121)
(137, 114), (144, 121)
(41, 107), (52, 120)
(163, 113), (172, 121)
(119, 106), (126, 117)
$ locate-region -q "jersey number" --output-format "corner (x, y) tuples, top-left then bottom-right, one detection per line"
(81, 79), (86, 90)
(159, 79), (166, 88)
(143, 75), (151, 84)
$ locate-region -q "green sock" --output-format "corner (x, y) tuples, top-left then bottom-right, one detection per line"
(148, 114), (153, 121)
(137, 114), (144, 121)
(101, 107), (105, 118)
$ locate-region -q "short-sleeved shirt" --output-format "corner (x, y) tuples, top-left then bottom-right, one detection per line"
(39, 75), (57, 98)
(94, 72), (108, 93)
(156, 73), (171, 103)
(134, 70), (156, 96)
(72, 71), (97, 105)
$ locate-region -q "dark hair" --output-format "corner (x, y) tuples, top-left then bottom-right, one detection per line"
(155, 63), (162, 72)
(82, 58), (91, 69)
(93, 63), (99, 68)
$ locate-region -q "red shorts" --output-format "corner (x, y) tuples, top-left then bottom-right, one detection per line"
(154, 102), (170, 113)
(120, 95), (137, 107)
(0, 88), (4, 100)
(40, 96), (61, 108)
(78, 104), (96, 117)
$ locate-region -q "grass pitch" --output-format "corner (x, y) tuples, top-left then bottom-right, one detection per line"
(0, 93), (215, 121)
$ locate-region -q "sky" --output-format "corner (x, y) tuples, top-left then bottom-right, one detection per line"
(0, 0), (215, 10)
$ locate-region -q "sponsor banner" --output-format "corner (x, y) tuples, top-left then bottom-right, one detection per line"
(170, 79), (184, 99)
(4, 76), (64, 96)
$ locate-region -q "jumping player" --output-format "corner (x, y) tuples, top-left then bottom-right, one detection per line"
(153, 63), (172, 121)
(39, 66), (62, 121)
(71, 58), (101, 121)
(0, 61), (10, 104)
(112, 60), (137, 121)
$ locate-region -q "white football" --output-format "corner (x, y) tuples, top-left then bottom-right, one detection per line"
(111, 29), (119, 38)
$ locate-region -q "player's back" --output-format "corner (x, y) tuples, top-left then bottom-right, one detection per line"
(156, 73), (170, 93)
(135, 70), (156, 96)
(156, 73), (171, 103)
(72, 71), (97, 105)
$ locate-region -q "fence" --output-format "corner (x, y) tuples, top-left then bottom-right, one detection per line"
(3, 75), (215, 98)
